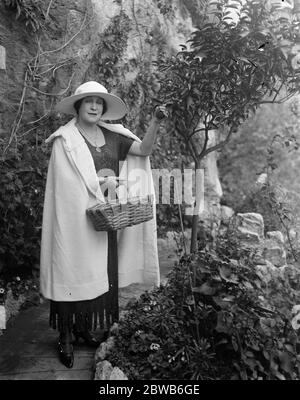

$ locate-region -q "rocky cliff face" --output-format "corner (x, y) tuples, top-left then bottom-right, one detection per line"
(0, 0), (192, 132)
(0, 0), (96, 140)
(0, 0), (222, 217)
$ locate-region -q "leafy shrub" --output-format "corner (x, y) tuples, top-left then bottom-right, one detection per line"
(108, 229), (300, 380)
(237, 178), (300, 263)
(237, 183), (282, 233)
(3, 0), (46, 32)
(0, 139), (50, 278)
(219, 100), (300, 210)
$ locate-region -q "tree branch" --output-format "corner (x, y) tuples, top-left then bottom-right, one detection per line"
(27, 72), (75, 97)
(40, 10), (92, 56)
(258, 92), (296, 105)
(272, 81), (284, 103)
(45, 0), (54, 20)
(199, 125), (210, 159)
(189, 136), (200, 162)
(199, 127), (234, 160)
(2, 69), (29, 156)
(176, 123), (198, 162)
(188, 127), (206, 139)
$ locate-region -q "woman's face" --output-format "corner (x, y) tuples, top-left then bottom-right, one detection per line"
(78, 96), (104, 125)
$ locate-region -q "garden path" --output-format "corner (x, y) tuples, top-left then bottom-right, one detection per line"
(0, 242), (177, 380)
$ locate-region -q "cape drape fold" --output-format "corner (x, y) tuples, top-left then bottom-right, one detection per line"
(40, 118), (159, 301)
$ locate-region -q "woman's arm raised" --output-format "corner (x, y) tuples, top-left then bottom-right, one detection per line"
(128, 105), (168, 157)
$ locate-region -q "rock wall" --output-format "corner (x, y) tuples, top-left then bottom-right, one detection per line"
(0, 0), (97, 138)
(0, 0), (193, 134)
(232, 212), (288, 269)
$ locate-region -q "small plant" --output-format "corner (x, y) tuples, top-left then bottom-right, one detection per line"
(154, 0), (175, 18)
(91, 12), (131, 88)
(0, 136), (50, 276)
(4, 0), (45, 32)
(238, 119), (300, 262)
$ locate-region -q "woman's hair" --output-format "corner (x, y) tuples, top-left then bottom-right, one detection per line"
(74, 97), (107, 116)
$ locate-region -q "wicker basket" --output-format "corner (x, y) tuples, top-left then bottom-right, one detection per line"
(86, 194), (154, 231)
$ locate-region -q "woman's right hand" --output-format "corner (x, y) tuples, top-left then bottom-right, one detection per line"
(153, 105), (169, 121)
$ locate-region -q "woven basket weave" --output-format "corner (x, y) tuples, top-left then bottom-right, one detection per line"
(86, 194), (154, 231)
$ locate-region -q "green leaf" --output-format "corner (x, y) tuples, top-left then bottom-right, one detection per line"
(213, 295), (234, 309)
(192, 283), (216, 296)
(215, 311), (230, 333)
(232, 337), (239, 352)
(239, 30), (250, 38)
(284, 344), (294, 353)
(195, 51), (207, 60)
(187, 96), (194, 109)
(228, 4), (240, 12)
(278, 351), (292, 374)
(238, 56), (251, 64)
(219, 265), (238, 283)
(274, 370), (286, 380)
(259, 318), (276, 336)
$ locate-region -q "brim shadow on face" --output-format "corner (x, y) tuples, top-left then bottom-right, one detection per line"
(55, 92), (128, 120)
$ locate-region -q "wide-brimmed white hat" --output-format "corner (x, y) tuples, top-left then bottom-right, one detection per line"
(55, 81), (128, 120)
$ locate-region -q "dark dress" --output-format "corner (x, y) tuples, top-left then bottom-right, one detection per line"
(49, 127), (134, 333)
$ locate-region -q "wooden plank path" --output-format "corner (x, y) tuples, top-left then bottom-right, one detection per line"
(0, 245), (177, 380)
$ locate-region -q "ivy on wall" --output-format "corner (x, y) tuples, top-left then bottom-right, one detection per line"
(88, 11), (132, 88)
(153, 0), (175, 18)
(3, 0), (47, 33)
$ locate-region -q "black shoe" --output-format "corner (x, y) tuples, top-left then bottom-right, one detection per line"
(58, 340), (74, 368)
(73, 329), (103, 347)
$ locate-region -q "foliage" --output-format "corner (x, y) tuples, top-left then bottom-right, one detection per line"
(0, 274), (39, 305)
(108, 228), (300, 380)
(153, 0), (176, 18)
(3, 0), (46, 32)
(89, 12), (132, 89)
(236, 124), (299, 232)
(156, 204), (182, 237)
(0, 137), (50, 277)
(157, 0), (300, 153)
(219, 98), (300, 208)
(154, 0), (300, 251)
(230, 99), (300, 261)
(238, 178), (300, 263)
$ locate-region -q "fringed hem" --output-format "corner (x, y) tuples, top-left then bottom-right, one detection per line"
(49, 230), (119, 333)
(49, 291), (119, 332)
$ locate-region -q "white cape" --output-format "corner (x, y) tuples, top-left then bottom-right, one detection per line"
(40, 118), (159, 301)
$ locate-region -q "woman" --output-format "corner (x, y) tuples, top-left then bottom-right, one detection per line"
(40, 81), (168, 368)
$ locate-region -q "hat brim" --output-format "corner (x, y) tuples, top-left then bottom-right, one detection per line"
(54, 92), (128, 120)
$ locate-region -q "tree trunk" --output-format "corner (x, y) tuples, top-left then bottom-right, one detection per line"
(190, 213), (199, 253)
(190, 161), (200, 253)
